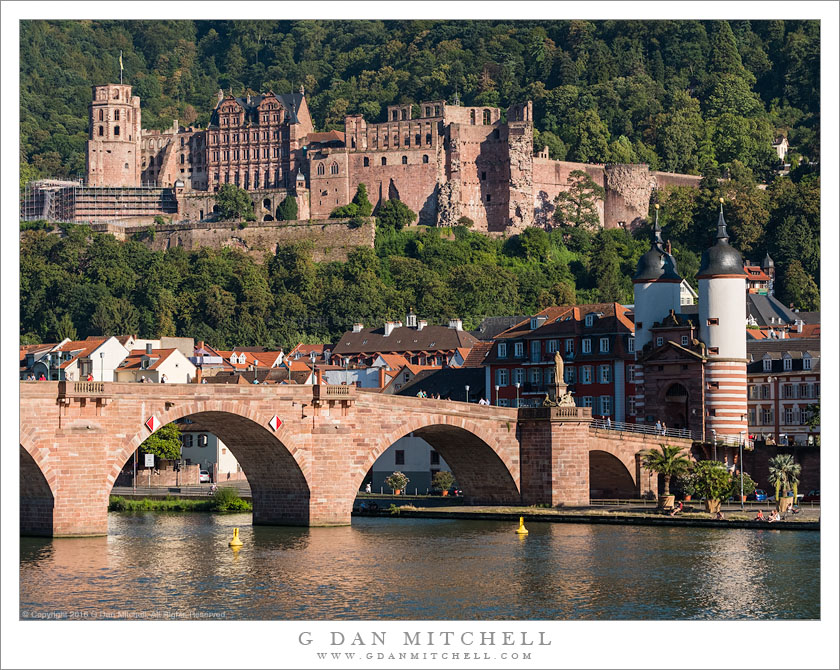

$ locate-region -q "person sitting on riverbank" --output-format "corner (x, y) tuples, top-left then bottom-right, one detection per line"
(767, 510), (781, 523)
(754, 510), (765, 521)
(714, 511), (725, 521)
(669, 506), (680, 516)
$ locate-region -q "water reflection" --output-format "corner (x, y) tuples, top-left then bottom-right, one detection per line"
(20, 513), (819, 620)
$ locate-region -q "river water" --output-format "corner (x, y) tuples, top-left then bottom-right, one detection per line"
(20, 514), (819, 620)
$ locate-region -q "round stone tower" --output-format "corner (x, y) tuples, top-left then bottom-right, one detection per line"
(632, 205), (683, 353)
(698, 200), (748, 443)
(86, 84), (142, 187)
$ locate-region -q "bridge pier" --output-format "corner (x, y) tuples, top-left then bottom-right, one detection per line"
(518, 407), (592, 507)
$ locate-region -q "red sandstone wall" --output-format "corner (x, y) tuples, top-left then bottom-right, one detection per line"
(532, 159), (606, 228)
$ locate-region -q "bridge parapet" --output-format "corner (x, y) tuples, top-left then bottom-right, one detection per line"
(518, 406), (592, 422)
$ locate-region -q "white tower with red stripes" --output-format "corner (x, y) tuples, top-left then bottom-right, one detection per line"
(698, 200), (748, 443)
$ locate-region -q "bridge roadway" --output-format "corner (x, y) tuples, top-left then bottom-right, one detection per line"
(19, 381), (690, 536)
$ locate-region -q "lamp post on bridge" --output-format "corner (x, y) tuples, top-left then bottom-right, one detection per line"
(739, 430), (746, 510)
(495, 385), (499, 406)
(465, 385), (470, 403)
(515, 382), (520, 408)
(99, 351), (104, 382)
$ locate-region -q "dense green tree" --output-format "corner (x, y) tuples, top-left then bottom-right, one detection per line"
(139, 423), (182, 461)
(376, 198), (417, 232)
(779, 259), (819, 311)
(553, 169), (605, 230)
(276, 194), (298, 221)
(351, 182), (373, 216)
(215, 183), (255, 221)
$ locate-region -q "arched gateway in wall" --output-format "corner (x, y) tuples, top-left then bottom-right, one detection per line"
(19, 382), (691, 536)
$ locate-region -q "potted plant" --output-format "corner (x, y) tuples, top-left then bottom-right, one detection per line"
(431, 470), (456, 496)
(767, 453), (801, 513)
(728, 471), (756, 501)
(385, 471), (409, 496)
(691, 460), (732, 514)
(672, 473), (696, 501)
(641, 444), (692, 509)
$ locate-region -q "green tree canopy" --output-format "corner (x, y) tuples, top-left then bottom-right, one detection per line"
(215, 183), (255, 221)
(139, 423), (182, 461)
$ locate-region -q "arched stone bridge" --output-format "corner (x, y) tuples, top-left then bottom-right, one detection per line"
(19, 382), (691, 536)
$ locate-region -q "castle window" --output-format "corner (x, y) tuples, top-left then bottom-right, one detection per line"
(330, 162), (339, 175)
(481, 171), (487, 180)
(114, 126), (120, 136)
(486, 193), (491, 202)
(402, 156), (408, 165)
(180, 137), (184, 147)
(317, 163), (325, 176)
(124, 163), (129, 169)
(425, 106), (431, 116)
(127, 110), (131, 121)
(381, 157), (387, 166)
(363, 157), (369, 167)
(393, 135), (399, 145)
(483, 109), (491, 125)
(422, 155), (429, 164)
(98, 109), (104, 121)
(401, 109), (407, 120)
(180, 154), (185, 164)
(434, 105), (441, 116)
(392, 110), (398, 121)
(425, 133), (432, 144)
(112, 89), (119, 99)
(415, 134), (421, 145)
(98, 126), (104, 137)
(470, 110), (476, 125)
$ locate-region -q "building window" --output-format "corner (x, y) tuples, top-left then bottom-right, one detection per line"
(581, 396), (593, 408)
(599, 337), (609, 353)
(183, 434), (193, 448)
(598, 365), (611, 383)
(483, 109), (491, 125)
(748, 409), (756, 426)
(426, 133), (432, 144)
(799, 383), (809, 399)
(330, 162), (339, 175)
(585, 314), (595, 327)
(381, 157), (387, 166)
(762, 408), (773, 425)
(784, 407), (794, 425)
(470, 109), (476, 124)
(514, 342), (524, 358)
(783, 357), (792, 371)
(681, 335), (689, 346)
(498, 342), (507, 358)
(581, 366), (592, 384)
(547, 339), (558, 354)
(481, 171), (487, 181)
(98, 109), (104, 121)
(499, 398), (510, 407)
(486, 193), (491, 202)
(763, 358), (772, 372)
(803, 356), (811, 370)
(430, 451), (440, 465)
(783, 384), (795, 399)
(401, 155), (408, 165)
(317, 163), (325, 176)
(422, 155), (429, 164)
(564, 366), (576, 384)
(497, 369), (509, 386)
(198, 434), (208, 448)
(748, 385), (758, 399)
(565, 339), (574, 354)
(761, 385), (770, 399)
(599, 396), (612, 416)
(114, 126), (120, 136)
(656, 337), (664, 347)
(395, 450), (405, 465)
(707, 318), (719, 326)
(513, 368), (525, 385)
(98, 126), (104, 136)
(582, 339), (591, 354)
(363, 157), (369, 167)
(529, 368), (541, 384)
(114, 110), (120, 121)
(627, 337), (635, 353)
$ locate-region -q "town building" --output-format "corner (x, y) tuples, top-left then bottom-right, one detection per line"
(177, 418), (246, 483)
(369, 434), (453, 494)
(484, 303), (635, 415)
(114, 345), (197, 383)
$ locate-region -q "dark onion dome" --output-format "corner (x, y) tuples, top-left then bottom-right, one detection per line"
(697, 203), (747, 279)
(633, 207), (682, 283)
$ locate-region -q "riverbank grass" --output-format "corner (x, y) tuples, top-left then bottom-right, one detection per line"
(110, 487), (251, 513)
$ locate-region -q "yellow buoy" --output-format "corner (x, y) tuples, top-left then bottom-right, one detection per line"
(515, 516), (529, 535)
(229, 527), (243, 547)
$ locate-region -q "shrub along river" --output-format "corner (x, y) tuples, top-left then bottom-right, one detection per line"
(20, 513), (819, 620)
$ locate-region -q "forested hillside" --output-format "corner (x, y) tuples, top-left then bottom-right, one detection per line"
(21, 19), (819, 180)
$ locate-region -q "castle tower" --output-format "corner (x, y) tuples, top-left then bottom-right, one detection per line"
(762, 252), (775, 296)
(86, 84), (142, 187)
(632, 205), (683, 353)
(698, 200), (748, 443)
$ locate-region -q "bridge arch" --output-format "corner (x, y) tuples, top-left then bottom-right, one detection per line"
(588, 449), (636, 498)
(115, 402), (312, 526)
(20, 444), (56, 536)
(359, 414), (521, 506)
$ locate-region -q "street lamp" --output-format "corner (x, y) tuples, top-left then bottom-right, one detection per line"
(495, 385), (500, 406)
(515, 382), (520, 408)
(100, 351), (104, 382)
(465, 385), (470, 403)
(739, 430), (746, 510)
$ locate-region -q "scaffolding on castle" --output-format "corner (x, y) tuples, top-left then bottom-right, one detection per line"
(20, 179), (177, 225)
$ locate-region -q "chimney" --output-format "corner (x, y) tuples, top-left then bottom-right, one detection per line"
(352, 323), (364, 333)
(315, 368), (322, 385)
(448, 319), (463, 331)
(146, 343), (153, 355)
(379, 367), (386, 388)
(384, 321), (396, 337)
(796, 319), (804, 333)
(195, 367), (202, 384)
(417, 320), (427, 331)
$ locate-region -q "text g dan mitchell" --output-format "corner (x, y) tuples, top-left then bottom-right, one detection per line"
(298, 631), (551, 647)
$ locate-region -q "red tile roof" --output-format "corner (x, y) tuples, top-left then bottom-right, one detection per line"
(462, 341), (493, 367)
(118, 348), (179, 371)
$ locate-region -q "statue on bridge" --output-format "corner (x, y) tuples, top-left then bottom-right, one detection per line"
(542, 351), (576, 408)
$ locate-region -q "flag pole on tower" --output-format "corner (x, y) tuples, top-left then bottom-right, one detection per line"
(119, 50), (123, 84)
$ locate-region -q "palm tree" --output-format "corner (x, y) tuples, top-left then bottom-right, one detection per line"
(641, 444), (692, 496)
(767, 453), (801, 500)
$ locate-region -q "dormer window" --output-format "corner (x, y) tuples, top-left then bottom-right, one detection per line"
(585, 314), (595, 327)
(803, 354), (812, 370)
(783, 356), (792, 371)
(763, 357), (772, 372)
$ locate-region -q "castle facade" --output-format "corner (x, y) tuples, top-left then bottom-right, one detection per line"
(84, 83), (702, 231)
